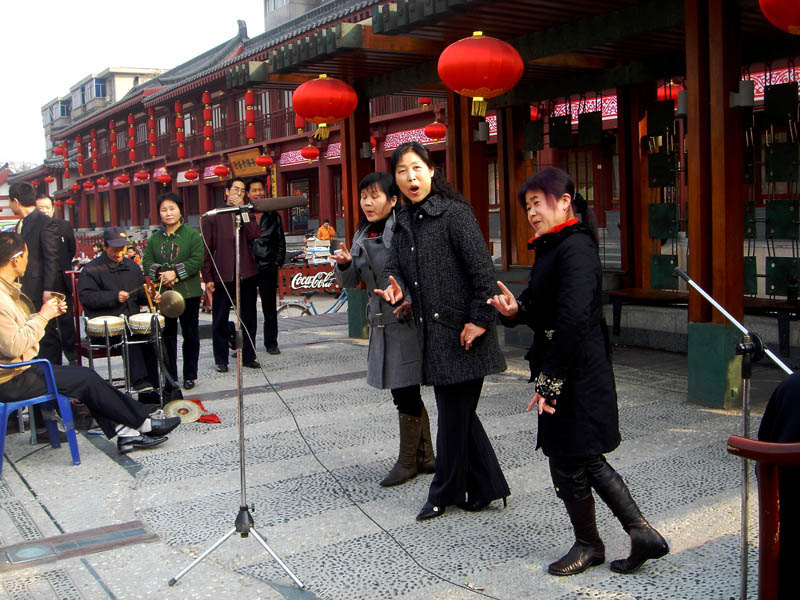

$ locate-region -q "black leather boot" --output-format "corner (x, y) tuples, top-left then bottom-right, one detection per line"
(417, 406), (435, 474)
(593, 469), (668, 573)
(548, 495), (605, 576)
(380, 413), (422, 487)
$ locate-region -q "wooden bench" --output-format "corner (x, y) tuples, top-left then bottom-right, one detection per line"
(605, 287), (800, 357)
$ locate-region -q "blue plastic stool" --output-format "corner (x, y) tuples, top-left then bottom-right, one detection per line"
(0, 359), (81, 476)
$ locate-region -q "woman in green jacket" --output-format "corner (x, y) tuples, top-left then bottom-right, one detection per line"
(143, 192), (204, 390)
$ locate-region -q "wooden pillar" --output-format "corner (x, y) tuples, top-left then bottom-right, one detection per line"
(198, 181), (211, 216)
(128, 179), (139, 226)
(109, 188), (120, 226)
(341, 85), (373, 244)
(94, 193), (103, 228)
(685, 0), (713, 323)
(496, 105), (532, 268)
(446, 91), (464, 191)
(318, 153), (335, 225)
(459, 97), (490, 243)
(79, 190), (89, 229)
(148, 180), (158, 226)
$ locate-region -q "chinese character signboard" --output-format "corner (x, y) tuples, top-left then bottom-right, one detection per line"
(228, 148), (263, 177)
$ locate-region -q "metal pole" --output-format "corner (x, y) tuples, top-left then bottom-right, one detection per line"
(235, 214), (247, 510)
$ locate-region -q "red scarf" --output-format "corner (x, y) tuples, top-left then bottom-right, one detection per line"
(529, 217), (579, 245)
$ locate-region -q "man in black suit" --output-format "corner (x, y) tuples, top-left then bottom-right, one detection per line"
(8, 182), (62, 364)
(36, 194), (78, 364)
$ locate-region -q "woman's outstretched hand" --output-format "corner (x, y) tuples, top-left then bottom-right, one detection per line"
(527, 392), (556, 415)
(487, 281), (519, 317)
(332, 242), (352, 266)
(374, 275), (404, 304)
(460, 323), (486, 351)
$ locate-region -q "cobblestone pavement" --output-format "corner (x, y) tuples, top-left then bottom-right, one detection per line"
(0, 310), (783, 600)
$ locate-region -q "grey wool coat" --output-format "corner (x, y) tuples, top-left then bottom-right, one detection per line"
(384, 194), (506, 386)
(334, 211), (422, 390)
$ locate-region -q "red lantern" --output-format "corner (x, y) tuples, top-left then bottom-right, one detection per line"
(246, 125), (257, 140)
(438, 31), (524, 117)
(111, 156), (119, 168)
(213, 165), (230, 179)
(657, 80), (685, 107)
(44, 175), (55, 184)
(176, 131), (185, 143)
(97, 176), (109, 186)
(760, 0), (800, 34)
(204, 139), (214, 154)
(65, 198), (75, 206)
(256, 155), (273, 170)
(127, 113), (135, 125)
(419, 97), (433, 110)
(53, 145), (64, 156)
(129, 149), (137, 162)
(202, 91), (211, 105)
(203, 90), (213, 156)
(54, 199), (64, 207)
(295, 114), (306, 134)
(82, 180), (94, 189)
(370, 136), (377, 150)
(530, 105), (542, 121)
(70, 183), (81, 193)
(203, 125), (213, 138)
(292, 74), (358, 139)
(157, 174), (172, 186)
(117, 174), (130, 184)
(203, 108), (213, 122)
(184, 169), (199, 181)
(135, 170), (149, 181)
(423, 121), (447, 141)
(177, 146), (186, 159)
(31, 179), (40, 186)
(300, 144), (320, 164)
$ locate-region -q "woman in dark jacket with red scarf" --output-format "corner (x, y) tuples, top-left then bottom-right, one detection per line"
(488, 167), (668, 576)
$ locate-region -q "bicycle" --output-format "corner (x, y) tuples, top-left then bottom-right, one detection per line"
(277, 287), (349, 317)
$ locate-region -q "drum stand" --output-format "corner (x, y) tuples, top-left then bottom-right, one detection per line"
(169, 212), (303, 589)
(121, 314), (167, 408)
(674, 268), (792, 600)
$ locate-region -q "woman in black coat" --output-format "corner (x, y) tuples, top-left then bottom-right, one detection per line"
(376, 141), (509, 521)
(488, 167), (668, 575)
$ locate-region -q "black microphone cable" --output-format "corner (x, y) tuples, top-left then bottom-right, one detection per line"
(197, 216), (504, 600)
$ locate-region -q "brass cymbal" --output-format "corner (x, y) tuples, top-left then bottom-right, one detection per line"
(160, 290), (185, 318)
(163, 399), (202, 423)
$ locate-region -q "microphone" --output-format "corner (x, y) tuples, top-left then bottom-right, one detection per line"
(202, 195), (308, 217)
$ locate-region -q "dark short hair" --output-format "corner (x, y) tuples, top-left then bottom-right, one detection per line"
(36, 194), (53, 206)
(226, 177), (247, 191)
(9, 182), (36, 207)
(246, 177), (266, 192)
(157, 191), (182, 213)
(358, 172), (397, 199)
(390, 141), (466, 204)
(0, 232), (25, 265)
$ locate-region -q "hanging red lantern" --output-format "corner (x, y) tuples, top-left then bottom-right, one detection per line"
(759, 0), (800, 34)
(31, 179), (40, 186)
(184, 169), (199, 181)
(423, 120), (447, 141)
(53, 145), (64, 156)
(256, 155), (273, 170)
(44, 175), (55, 184)
(117, 174), (130, 184)
(657, 80), (685, 107)
(292, 74), (358, 139)
(243, 88), (256, 144)
(97, 176), (109, 186)
(419, 97), (433, 110)
(202, 91), (211, 105)
(157, 173), (172, 186)
(65, 198), (75, 206)
(70, 183), (81, 193)
(128, 113), (135, 125)
(177, 146), (186, 159)
(246, 125), (257, 141)
(135, 170), (149, 181)
(54, 199), (64, 207)
(370, 136), (377, 150)
(204, 139), (214, 154)
(82, 180), (94, 189)
(300, 144), (320, 164)
(295, 114), (306, 134)
(76, 134), (84, 176)
(438, 31), (524, 117)
(176, 130), (185, 144)
(213, 165), (230, 179)
(530, 105), (542, 121)
(203, 90), (214, 156)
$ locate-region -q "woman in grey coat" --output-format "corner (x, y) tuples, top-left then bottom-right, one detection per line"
(377, 142), (510, 521)
(333, 173), (434, 487)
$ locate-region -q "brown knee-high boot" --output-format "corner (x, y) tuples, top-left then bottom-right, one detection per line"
(417, 406), (435, 473)
(549, 495), (605, 576)
(380, 413), (422, 487)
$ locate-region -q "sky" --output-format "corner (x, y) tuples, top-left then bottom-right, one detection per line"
(0, 0), (266, 169)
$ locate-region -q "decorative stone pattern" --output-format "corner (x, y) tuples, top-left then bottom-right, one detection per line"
(2, 569), (84, 600)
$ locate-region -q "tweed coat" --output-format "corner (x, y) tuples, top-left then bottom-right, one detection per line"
(384, 194), (506, 386)
(507, 221), (620, 457)
(335, 211), (421, 390)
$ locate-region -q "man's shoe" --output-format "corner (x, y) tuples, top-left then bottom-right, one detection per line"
(243, 360), (261, 369)
(132, 379), (155, 393)
(183, 379), (195, 390)
(117, 435), (168, 454)
(215, 364), (228, 373)
(266, 345), (281, 355)
(147, 416), (181, 437)
(416, 501), (445, 521)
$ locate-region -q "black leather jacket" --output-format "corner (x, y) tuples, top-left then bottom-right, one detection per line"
(253, 211), (286, 269)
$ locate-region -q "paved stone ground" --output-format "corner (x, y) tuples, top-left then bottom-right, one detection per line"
(0, 304), (785, 600)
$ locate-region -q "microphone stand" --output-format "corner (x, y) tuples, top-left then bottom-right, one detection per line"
(673, 268), (792, 600)
(169, 212), (303, 589)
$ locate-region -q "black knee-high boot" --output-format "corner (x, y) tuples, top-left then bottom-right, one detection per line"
(592, 468), (668, 573)
(549, 495), (605, 576)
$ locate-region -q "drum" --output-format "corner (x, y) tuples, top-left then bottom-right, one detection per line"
(86, 315), (125, 337)
(128, 312), (165, 335)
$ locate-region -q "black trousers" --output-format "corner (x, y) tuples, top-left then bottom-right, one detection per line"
(163, 296), (201, 381)
(548, 454), (617, 502)
(0, 364), (151, 439)
(56, 300), (77, 363)
(88, 335), (158, 387)
(391, 385), (423, 417)
(427, 378), (510, 506)
(257, 265), (279, 349)
(212, 276), (258, 365)
(38, 319), (63, 366)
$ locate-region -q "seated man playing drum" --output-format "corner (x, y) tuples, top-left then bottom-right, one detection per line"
(0, 232), (181, 453)
(78, 227), (159, 395)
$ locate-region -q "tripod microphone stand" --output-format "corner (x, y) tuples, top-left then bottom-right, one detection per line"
(673, 267), (792, 600)
(169, 211), (303, 589)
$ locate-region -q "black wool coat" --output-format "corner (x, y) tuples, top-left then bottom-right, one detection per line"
(78, 254), (149, 319)
(507, 221), (620, 457)
(384, 193), (506, 386)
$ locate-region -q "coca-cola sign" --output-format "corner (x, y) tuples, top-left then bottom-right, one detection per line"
(291, 270), (336, 290)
